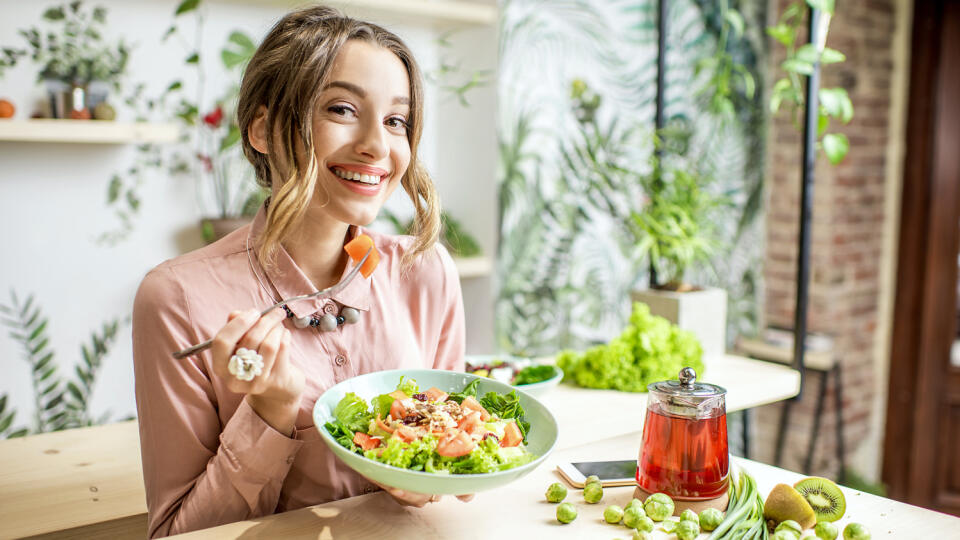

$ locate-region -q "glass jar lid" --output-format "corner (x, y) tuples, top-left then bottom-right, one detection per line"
(648, 367), (727, 398)
(647, 367), (727, 418)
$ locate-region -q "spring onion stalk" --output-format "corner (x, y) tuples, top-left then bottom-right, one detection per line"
(709, 467), (769, 540)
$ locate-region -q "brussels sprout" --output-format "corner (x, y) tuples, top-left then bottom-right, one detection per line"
(631, 532), (653, 540)
(583, 482), (603, 503)
(622, 506), (647, 529)
(545, 482), (567, 503)
(679, 509), (698, 523)
(634, 516), (655, 533)
(843, 523), (871, 540)
(556, 502), (578, 524)
(661, 519), (678, 533)
(776, 520), (803, 537)
(584, 475), (600, 485)
(815, 521), (839, 540)
(699, 507), (724, 531)
(643, 492), (675, 521)
(604, 505), (625, 524)
(625, 498), (644, 512)
(676, 519), (701, 540)
(771, 531), (799, 540)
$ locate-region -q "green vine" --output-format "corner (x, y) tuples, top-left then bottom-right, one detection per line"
(767, 0), (853, 164)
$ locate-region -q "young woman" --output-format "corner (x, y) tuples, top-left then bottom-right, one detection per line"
(132, 6), (466, 537)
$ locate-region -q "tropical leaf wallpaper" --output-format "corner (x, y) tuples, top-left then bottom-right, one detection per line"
(496, 0), (767, 355)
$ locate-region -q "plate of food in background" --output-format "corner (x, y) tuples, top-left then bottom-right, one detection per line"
(465, 355), (563, 397)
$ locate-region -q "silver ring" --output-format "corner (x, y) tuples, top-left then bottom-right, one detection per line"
(228, 347), (264, 381)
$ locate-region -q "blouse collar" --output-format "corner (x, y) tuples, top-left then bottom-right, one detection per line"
(246, 206), (372, 318)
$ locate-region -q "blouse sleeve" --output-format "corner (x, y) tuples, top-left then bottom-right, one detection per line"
(430, 244), (466, 372)
(132, 265), (304, 538)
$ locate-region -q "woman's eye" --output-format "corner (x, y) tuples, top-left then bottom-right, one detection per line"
(328, 105), (356, 117)
(386, 117), (409, 131)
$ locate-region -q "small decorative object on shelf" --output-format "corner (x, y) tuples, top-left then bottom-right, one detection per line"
(0, 98), (13, 119)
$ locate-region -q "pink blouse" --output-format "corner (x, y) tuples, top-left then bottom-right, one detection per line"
(132, 208), (465, 538)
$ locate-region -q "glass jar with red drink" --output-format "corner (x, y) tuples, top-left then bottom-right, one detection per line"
(636, 367), (729, 501)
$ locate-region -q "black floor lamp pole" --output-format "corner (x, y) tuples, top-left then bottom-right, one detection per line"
(793, 6), (822, 397)
(650, 0), (667, 287)
(773, 5), (822, 466)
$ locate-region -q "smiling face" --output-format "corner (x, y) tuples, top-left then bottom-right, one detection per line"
(302, 39), (411, 227)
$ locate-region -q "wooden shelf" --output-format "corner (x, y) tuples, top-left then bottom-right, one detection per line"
(228, 0), (497, 26)
(454, 256), (492, 279)
(0, 119), (179, 144)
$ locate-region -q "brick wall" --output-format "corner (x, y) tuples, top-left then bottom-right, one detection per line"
(754, 0), (897, 478)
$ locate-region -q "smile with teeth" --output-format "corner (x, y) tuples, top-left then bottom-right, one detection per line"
(332, 167), (384, 185)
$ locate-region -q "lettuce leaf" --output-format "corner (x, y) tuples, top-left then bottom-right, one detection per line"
(478, 390), (530, 441)
(324, 420), (357, 451)
(333, 392), (373, 433)
(447, 379), (482, 403)
(371, 393), (395, 419)
(396, 376), (419, 396)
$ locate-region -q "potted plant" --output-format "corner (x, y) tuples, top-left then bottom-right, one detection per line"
(0, 1), (129, 119)
(629, 154), (731, 359)
(161, 0), (263, 243)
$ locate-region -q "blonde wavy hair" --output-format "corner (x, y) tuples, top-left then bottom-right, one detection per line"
(237, 6), (440, 268)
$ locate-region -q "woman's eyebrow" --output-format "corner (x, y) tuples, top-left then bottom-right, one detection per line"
(324, 80), (410, 106)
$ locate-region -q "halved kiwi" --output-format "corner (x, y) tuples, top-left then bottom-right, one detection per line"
(793, 477), (846, 523)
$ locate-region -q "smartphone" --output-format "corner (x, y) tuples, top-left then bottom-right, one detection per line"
(556, 459), (637, 488)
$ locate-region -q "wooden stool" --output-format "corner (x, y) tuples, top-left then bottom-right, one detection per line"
(736, 335), (846, 482)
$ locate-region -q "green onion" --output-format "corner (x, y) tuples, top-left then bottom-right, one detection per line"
(709, 467), (768, 540)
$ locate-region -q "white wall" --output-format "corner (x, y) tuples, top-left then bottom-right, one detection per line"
(0, 0), (497, 431)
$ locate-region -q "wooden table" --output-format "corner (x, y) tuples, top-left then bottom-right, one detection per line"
(0, 354), (798, 539)
(0, 421), (146, 539)
(171, 431), (960, 539)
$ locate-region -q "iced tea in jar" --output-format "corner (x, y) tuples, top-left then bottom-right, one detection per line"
(636, 367), (729, 500)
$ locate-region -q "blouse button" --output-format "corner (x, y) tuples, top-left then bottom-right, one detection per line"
(334, 354), (346, 366)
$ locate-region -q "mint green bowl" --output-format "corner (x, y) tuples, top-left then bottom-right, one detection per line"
(312, 369), (559, 495)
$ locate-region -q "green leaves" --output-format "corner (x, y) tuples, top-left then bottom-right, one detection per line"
(819, 87), (853, 123)
(175, 0), (201, 16)
(185, 52), (199, 64)
(221, 31), (256, 70)
(723, 10), (745, 39)
(769, 1), (854, 166)
(766, 24), (794, 47)
(806, 0), (836, 15)
(822, 133), (850, 164)
(0, 291), (122, 436)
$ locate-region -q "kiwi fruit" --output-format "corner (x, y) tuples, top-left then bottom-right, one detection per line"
(763, 483), (817, 529)
(794, 477), (846, 523)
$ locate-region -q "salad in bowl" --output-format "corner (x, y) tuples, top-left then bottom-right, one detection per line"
(313, 369), (558, 495)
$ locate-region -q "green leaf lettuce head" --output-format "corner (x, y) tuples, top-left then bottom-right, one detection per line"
(556, 302), (704, 392)
(333, 392), (373, 433)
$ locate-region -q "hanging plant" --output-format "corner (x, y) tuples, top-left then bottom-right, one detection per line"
(767, 0), (854, 164)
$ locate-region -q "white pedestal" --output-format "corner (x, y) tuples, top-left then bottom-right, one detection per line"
(630, 287), (728, 359)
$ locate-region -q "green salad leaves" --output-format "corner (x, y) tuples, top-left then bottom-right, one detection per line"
(556, 302), (704, 392)
(333, 392), (373, 433)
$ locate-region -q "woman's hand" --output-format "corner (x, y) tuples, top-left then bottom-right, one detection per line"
(367, 478), (474, 507)
(209, 307), (305, 436)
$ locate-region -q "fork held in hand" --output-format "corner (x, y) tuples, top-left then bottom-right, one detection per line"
(171, 247), (373, 360)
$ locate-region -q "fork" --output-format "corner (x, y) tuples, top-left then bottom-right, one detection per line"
(171, 247), (373, 360)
